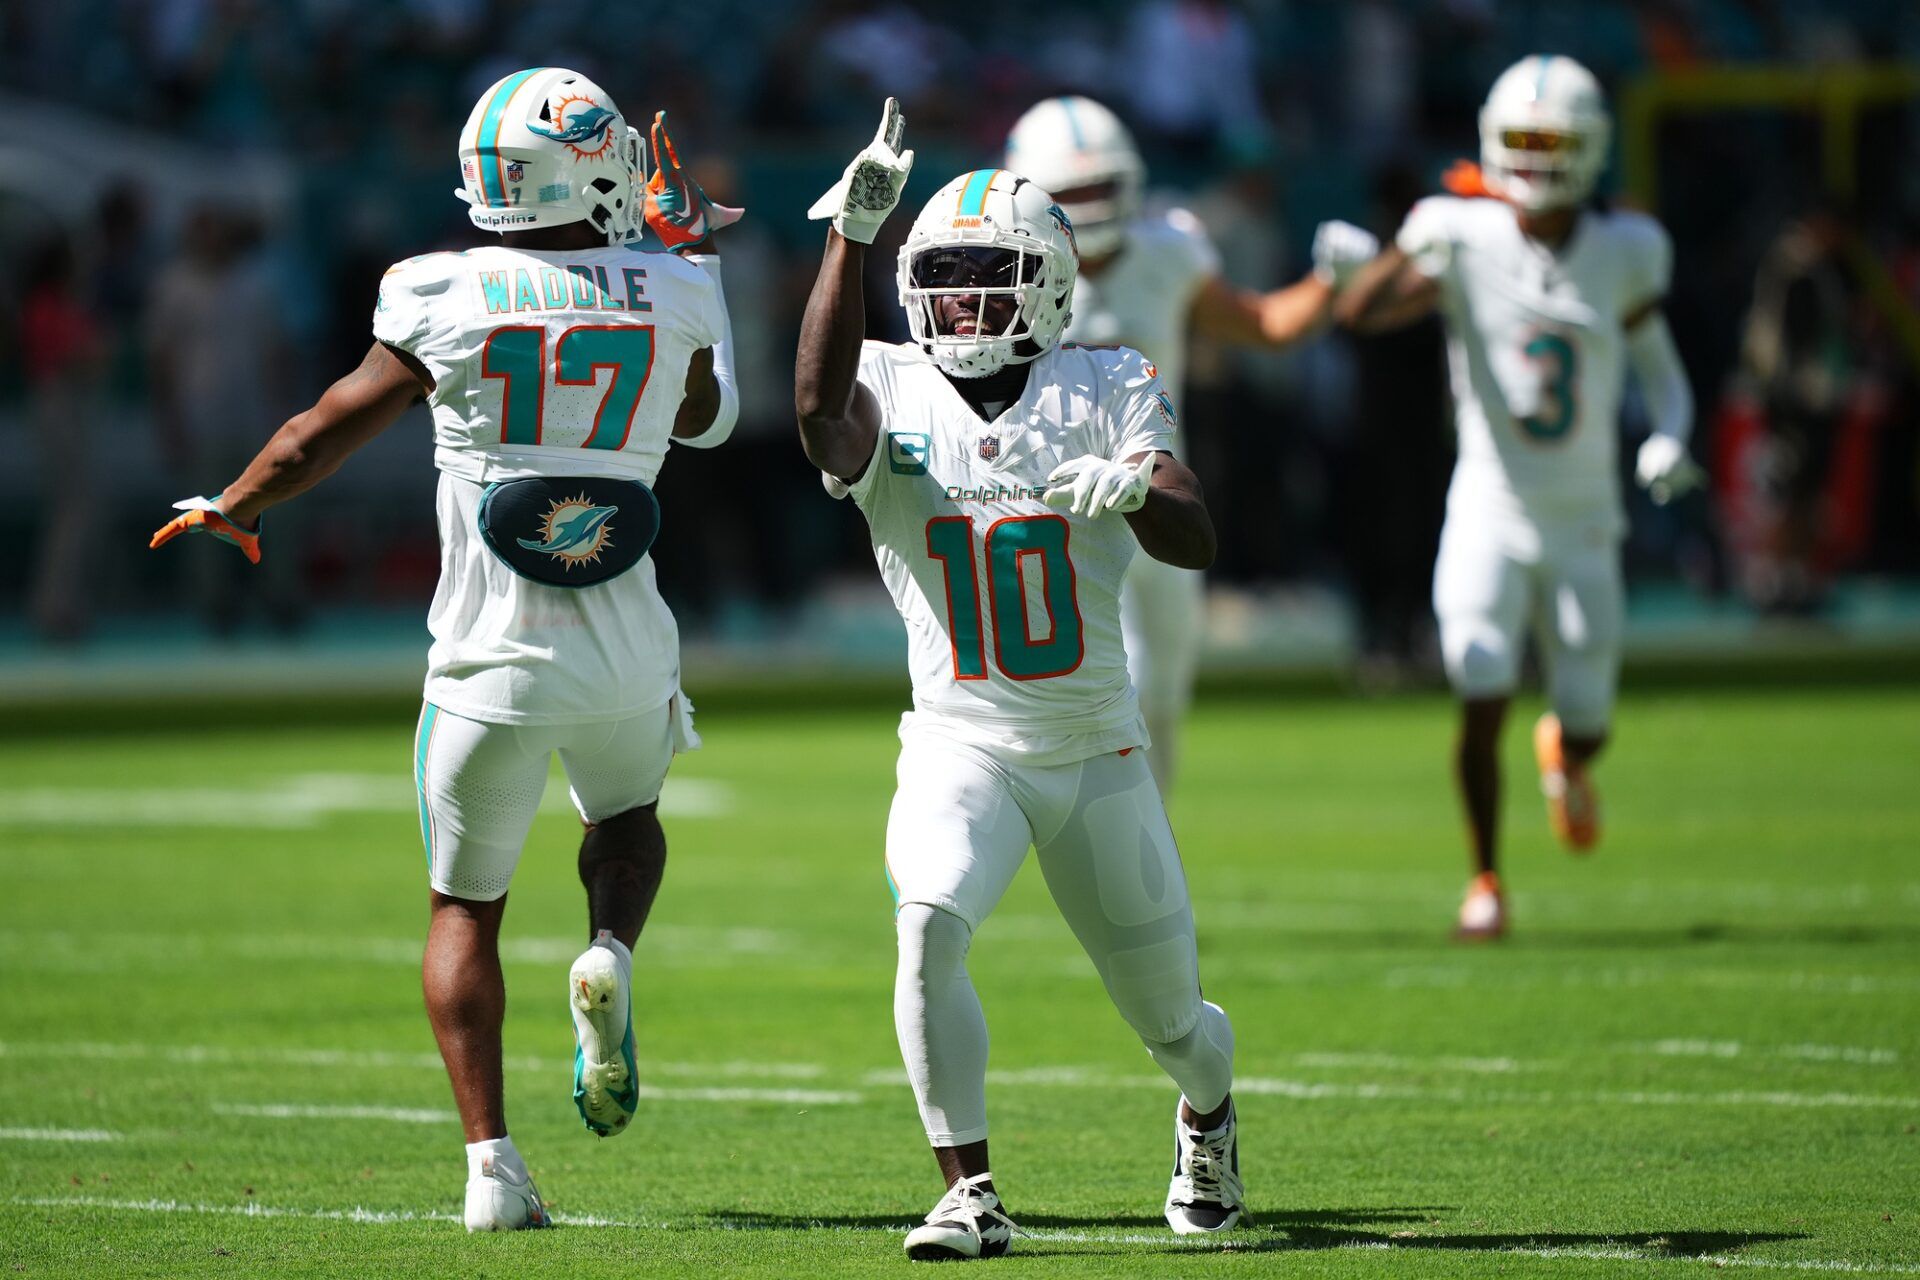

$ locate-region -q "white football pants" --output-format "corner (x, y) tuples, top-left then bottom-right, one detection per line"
(412, 698), (678, 901)
(886, 727), (1234, 1146)
(1433, 511), (1624, 737)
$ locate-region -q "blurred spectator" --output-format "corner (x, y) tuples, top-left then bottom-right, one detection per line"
(1335, 163), (1450, 687)
(1730, 209), (1860, 614)
(19, 236), (104, 642)
(146, 204), (299, 633)
(1119, 0), (1268, 169)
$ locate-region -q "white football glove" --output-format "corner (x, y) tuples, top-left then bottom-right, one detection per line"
(1044, 452), (1155, 518)
(1311, 220), (1380, 290)
(1635, 434), (1705, 505)
(808, 97), (914, 245)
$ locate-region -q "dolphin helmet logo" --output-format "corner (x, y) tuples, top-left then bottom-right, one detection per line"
(1046, 203), (1078, 253)
(529, 96), (618, 159)
(517, 494), (619, 569)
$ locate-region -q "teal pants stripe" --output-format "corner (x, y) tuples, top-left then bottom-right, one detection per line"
(414, 703), (441, 868)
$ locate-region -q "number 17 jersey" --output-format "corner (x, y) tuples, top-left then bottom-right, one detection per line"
(372, 245), (726, 726)
(846, 341), (1177, 766)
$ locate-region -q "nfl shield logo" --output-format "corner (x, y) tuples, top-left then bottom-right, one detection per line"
(506, 160), (526, 183)
(978, 435), (1000, 462)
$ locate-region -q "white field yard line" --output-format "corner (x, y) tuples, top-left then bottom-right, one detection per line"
(214, 1104), (456, 1124)
(209, 1088), (861, 1120)
(6, 1040), (1917, 1111)
(0, 923), (794, 964)
(14, 1198), (1920, 1274)
(863, 1064), (1920, 1110)
(1639, 1040), (1901, 1066)
(1373, 965), (1920, 996)
(0, 773), (733, 828)
(0, 1040), (825, 1081)
(0, 1127), (120, 1142)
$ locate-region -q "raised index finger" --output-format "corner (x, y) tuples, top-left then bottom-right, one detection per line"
(652, 110), (682, 181)
(873, 97), (904, 155)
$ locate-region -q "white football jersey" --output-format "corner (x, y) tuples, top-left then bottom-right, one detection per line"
(846, 341), (1178, 764)
(1397, 196), (1671, 524)
(1062, 207), (1219, 450)
(373, 245), (726, 725)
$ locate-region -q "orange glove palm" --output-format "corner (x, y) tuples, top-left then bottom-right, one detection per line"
(640, 111), (743, 252)
(150, 497), (261, 564)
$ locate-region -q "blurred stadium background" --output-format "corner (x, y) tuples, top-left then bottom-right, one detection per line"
(4, 0), (1919, 702)
(6, 4), (1920, 1273)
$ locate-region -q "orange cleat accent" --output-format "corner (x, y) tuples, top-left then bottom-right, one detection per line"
(1454, 871), (1505, 941)
(1534, 713), (1600, 852)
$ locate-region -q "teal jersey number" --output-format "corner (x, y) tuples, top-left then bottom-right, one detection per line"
(558, 325), (656, 450)
(479, 322), (657, 450)
(480, 326), (545, 446)
(1519, 331), (1578, 442)
(926, 514), (1083, 682)
(926, 518), (987, 679)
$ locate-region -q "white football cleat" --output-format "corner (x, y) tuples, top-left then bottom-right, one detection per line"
(570, 931), (638, 1137)
(1164, 1100), (1245, 1236)
(1455, 871), (1506, 941)
(904, 1173), (1016, 1261)
(464, 1151), (552, 1232)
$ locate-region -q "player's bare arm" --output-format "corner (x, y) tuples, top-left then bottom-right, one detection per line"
(796, 98), (914, 480)
(1334, 245), (1442, 333)
(673, 346), (724, 439)
(1187, 273), (1333, 347)
(1185, 220), (1380, 348)
(221, 341), (429, 525)
(150, 340), (427, 560)
(794, 229), (884, 479)
(1124, 450), (1216, 570)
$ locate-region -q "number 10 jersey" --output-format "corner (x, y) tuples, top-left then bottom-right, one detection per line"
(846, 341), (1177, 765)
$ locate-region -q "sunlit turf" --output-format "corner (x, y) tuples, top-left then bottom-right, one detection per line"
(2, 685), (1917, 1277)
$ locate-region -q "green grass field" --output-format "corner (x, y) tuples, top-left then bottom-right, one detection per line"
(3, 686), (1917, 1277)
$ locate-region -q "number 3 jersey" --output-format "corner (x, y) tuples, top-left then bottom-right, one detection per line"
(845, 340), (1178, 765)
(373, 246), (727, 725)
(1396, 196), (1672, 529)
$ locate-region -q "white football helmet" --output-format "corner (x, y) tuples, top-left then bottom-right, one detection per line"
(897, 169), (1077, 378)
(1004, 96), (1143, 259)
(454, 67), (643, 243)
(1479, 55), (1611, 213)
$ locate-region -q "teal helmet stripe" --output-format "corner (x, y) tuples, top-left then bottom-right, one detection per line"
(477, 67), (545, 208)
(957, 168), (999, 217)
(1533, 54), (1553, 99)
(1056, 96), (1085, 148)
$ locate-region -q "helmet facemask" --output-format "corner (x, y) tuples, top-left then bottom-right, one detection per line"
(1479, 121), (1603, 212)
(1476, 57), (1611, 214)
(900, 236), (1071, 377)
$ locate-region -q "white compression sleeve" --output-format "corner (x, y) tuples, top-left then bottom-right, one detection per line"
(677, 255), (738, 449)
(1625, 311), (1693, 445)
(894, 903), (990, 1146)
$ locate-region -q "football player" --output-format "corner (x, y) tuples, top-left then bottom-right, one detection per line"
(1002, 96), (1381, 793)
(151, 69), (741, 1228)
(796, 100), (1244, 1260)
(1335, 56), (1701, 939)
